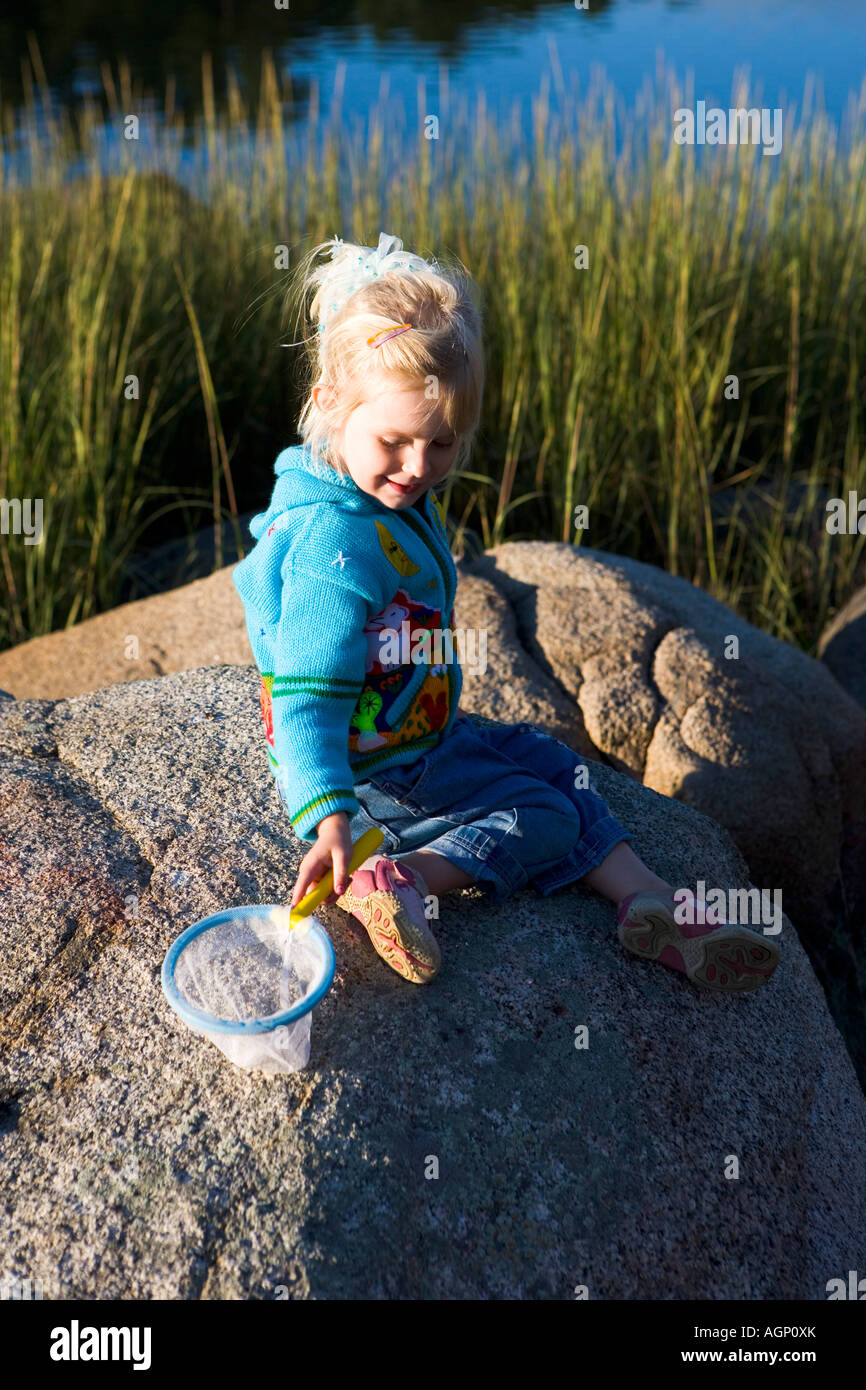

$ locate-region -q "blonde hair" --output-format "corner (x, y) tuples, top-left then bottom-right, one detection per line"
(284, 235), (485, 478)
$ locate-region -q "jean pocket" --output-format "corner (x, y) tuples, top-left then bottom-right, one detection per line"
(351, 803), (401, 855)
(374, 752), (432, 805)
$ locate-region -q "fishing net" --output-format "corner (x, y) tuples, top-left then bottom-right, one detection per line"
(161, 906), (335, 1075)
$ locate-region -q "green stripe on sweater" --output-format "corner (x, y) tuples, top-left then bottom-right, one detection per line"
(272, 674), (360, 688)
(292, 790), (356, 824)
(272, 683), (361, 698)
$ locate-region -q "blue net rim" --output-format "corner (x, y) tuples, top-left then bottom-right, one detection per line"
(161, 904), (336, 1035)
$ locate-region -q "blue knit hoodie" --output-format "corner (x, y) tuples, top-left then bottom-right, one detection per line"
(232, 443), (463, 840)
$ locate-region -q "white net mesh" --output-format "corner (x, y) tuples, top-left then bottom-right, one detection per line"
(171, 913), (326, 1074)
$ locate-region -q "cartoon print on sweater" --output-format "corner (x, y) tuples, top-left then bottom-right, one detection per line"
(404, 602), (456, 738)
(428, 491), (447, 534)
(363, 590), (441, 674)
(260, 672), (275, 748)
(374, 520), (420, 576)
(350, 586), (450, 753)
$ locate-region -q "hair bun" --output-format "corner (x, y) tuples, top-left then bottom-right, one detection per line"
(311, 231), (438, 333)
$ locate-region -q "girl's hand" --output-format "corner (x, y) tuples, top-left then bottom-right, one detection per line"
(290, 811), (354, 909)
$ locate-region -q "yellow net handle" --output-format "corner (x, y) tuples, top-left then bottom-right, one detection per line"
(283, 826), (386, 932)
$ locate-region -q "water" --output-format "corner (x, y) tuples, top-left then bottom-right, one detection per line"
(3, 0), (866, 188)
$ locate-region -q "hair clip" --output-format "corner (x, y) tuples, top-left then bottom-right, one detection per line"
(367, 323), (413, 349)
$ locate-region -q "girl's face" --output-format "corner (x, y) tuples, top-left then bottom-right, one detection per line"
(317, 380), (459, 509)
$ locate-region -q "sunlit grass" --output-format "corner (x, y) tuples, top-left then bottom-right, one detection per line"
(1, 44), (864, 654)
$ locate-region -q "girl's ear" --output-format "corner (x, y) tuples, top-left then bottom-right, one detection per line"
(313, 382), (338, 413)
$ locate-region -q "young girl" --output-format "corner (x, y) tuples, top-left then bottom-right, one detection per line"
(232, 232), (780, 993)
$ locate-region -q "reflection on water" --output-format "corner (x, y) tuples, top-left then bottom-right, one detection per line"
(2, 0), (864, 146)
(8, 1), (614, 109)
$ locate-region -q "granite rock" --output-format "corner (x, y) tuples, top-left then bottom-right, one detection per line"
(463, 543), (866, 1080)
(818, 584), (866, 713)
(0, 671), (864, 1299)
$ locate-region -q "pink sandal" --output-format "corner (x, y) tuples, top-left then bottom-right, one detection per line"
(617, 888), (780, 991)
(336, 855), (441, 984)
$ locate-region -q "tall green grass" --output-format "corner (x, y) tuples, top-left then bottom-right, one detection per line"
(1, 46), (864, 653)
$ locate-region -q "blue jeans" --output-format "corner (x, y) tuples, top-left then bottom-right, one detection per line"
(349, 717), (633, 902)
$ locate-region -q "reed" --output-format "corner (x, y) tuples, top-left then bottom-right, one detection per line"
(1, 43), (864, 654)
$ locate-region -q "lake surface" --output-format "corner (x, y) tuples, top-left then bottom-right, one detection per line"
(3, 0), (866, 181)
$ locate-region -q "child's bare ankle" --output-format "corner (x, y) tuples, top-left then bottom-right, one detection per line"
(400, 850), (474, 896)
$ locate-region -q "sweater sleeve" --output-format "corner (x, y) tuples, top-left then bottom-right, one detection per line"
(270, 537), (377, 842)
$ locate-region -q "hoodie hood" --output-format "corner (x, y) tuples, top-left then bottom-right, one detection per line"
(231, 434), (462, 840)
(249, 443), (384, 541)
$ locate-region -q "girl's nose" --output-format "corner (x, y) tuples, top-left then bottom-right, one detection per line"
(401, 444), (434, 478)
